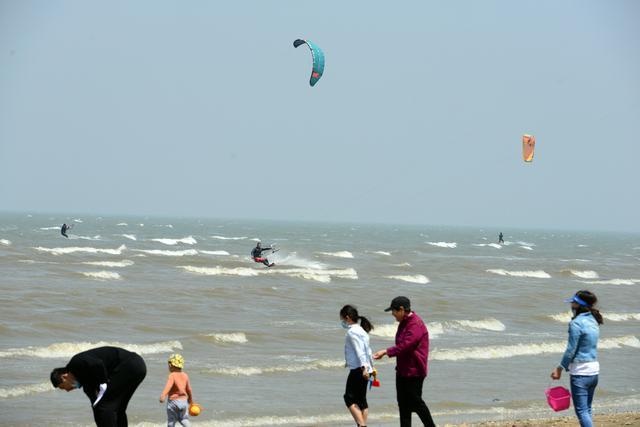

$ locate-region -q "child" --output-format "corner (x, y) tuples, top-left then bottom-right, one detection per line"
(159, 354), (194, 427)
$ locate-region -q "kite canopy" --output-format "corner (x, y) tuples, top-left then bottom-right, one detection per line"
(522, 134), (536, 162)
(293, 39), (325, 87)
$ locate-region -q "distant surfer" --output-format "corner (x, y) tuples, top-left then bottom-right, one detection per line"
(61, 223), (71, 238)
(251, 242), (275, 267)
(498, 232), (504, 244)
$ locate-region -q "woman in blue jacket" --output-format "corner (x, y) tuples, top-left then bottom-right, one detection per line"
(551, 290), (603, 427)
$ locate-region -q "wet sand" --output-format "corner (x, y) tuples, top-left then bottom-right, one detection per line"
(447, 411), (640, 426)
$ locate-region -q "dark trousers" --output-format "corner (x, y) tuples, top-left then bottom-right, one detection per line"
(396, 374), (436, 427)
(92, 354), (147, 427)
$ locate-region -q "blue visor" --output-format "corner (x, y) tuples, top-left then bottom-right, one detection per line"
(564, 295), (590, 307)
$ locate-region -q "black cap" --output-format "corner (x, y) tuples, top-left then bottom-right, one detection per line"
(384, 296), (411, 312)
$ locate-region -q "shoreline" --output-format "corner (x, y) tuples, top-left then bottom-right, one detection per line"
(445, 411), (640, 426)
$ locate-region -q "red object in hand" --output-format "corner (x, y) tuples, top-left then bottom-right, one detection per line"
(372, 379), (380, 387)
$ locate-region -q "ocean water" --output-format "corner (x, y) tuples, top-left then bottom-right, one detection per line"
(1, 212), (639, 426)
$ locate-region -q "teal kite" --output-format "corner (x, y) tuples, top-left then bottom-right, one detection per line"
(293, 39), (325, 87)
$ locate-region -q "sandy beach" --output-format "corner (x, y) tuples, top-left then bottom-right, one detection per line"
(448, 411), (640, 426)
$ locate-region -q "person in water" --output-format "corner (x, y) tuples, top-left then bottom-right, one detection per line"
(251, 242), (274, 267)
(498, 232), (504, 244)
(61, 223), (70, 238)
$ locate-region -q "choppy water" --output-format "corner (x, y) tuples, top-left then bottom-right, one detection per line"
(1, 212), (639, 426)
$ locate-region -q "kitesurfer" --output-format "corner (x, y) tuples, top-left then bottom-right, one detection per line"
(61, 223), (70, 238)
(498, 232), (504, 244)
(251, 242), (275, 267)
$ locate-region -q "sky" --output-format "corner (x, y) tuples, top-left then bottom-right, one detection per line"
(1, 1), (639, 232)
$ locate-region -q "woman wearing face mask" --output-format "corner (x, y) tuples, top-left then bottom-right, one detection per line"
(340, 304), (374, 427)
(551, 290), (603, 427)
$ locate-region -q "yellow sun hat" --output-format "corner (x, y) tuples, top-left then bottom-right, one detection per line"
(168, 354), (184, 369)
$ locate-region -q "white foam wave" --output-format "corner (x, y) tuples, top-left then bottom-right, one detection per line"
(0, 239), (10, 246)
(116, 222), (128, 226)
(83, 260), (134, 268)
(206, 333), (248, 344)
(550, 312), (640, 322)
(317, 251), (354, 259)
(577, 278), (640, 286)
(39, 226), (60, 230)
(199, 250), (230, 256)
(121, 234), (137, 241)
(82, 271), (121, 280)
(431, 335), (640, 361)
(372, 251), (391, 256)
(70, 235), (102, 241)
(180, 265), (358, 283)
(369, 323), (399, 338)
(486, 269), (551, 279)
(0, 382), (52, 399)
(275, 253), (327, 270)
(73, 219), (83, 223)
(371, 318), (504, 339)
(473, 243), (502, 249)
(520, 246), (534, 250)
(427, 241), (457, 248)
(562, 269), (599, 279)
(393, 262), (412, 267)
(0, 340), (182, 359)
(34, 244), (127, 256)
(151, 236), (197, 245)
(134, 249), (198, 257)
(207, 358), (344, 376)
(211, 235), (247, 240)
(386, 275), (429, 284)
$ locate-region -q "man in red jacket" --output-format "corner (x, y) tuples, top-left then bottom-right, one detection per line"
(374, 296), (435, 427)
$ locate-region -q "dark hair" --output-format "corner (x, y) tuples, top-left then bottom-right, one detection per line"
(340, 304), (374, 333)
(50, 367), (67, 388)
(573, 290), (603, 325)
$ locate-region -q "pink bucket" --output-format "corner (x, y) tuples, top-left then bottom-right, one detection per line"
(545, 386), (571, 412)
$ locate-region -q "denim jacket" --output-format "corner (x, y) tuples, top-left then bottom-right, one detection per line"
(559, 312), (599, 370)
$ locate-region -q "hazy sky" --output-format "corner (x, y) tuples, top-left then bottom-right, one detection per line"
(1, 1), (638, 231)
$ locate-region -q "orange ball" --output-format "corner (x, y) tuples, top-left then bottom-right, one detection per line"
(189, 403), (202, 416)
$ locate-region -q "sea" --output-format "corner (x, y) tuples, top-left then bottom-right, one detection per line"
(1, 212), (639, 426)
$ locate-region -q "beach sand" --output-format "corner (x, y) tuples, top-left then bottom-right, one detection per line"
(447, 411), (640, 426)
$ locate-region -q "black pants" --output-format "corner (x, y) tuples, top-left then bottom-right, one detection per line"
(396, 374), (435, 427)
(344, 368), (369, 410)
(92, 354), (147, 427)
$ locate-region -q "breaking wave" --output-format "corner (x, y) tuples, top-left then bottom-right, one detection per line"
(550, 312), (640, 323)
(205, 358), (344, 376)
(211, 235), (247, 240)
(180, 265), (358, 283)
(560, 269), (599, 279)
(81, 271), (122, 280)
(371, 318), (505, 339)
(317, 251), (354, 259)
(0, 340), (182, 359)
(577, 278), (640, 286)
(151, 236), (197, 245)
(372, 251), (391, 256)
(427, 242), (457, 248)
(386, 275), (430, 284)
(0, 239), (10, 246)
(34, 245), (127, 256)
(0, 382), (52, 399)
(205, 332), (248, 344)
(133, 249), (198, 257)
(199, 250), (230, 256)
(82, 260), (134, 268)
(121, 234), (137, 241)
(431, 335), (640, 361)
(486, 269), (551, 279)
(473, 243), (502, 249)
